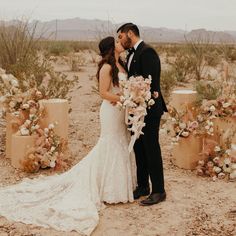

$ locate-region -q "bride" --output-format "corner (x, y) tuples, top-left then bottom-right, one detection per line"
(0, 36), (136, 235)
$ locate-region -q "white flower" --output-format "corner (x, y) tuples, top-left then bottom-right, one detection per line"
(9, 101), (16, 108)
(212, 176), (217, 181)
(229, 171), (236, 180)
(222, 102), (230, 108)
(182, 131), (189, 137)
(34, 124), (40, 130)
(214, 146), (221, 152)
(218, 172), (226, 179)
(44, 128), (49, 134)
(11, 79), (19, 87)
(22, 103), (30, 109)
(48, 123), (55, 130)
(13, 111), (20, 117)
(209, 127), (214, 133)
(1, 74), (9, 81)
(223, 158), (232, 173)
(197, 115), (204, 122)
(0, 96), (6, 103)
(29, 114), (37, 120)
(36, 91), (42, 97)
(50, 146), (56, 152)
(179, 122), (187, 129)
(213, 166), (221, 174)
(213, 156), (220, 164)
(198, 160), (205, 166)
(24, 119), (31, 126)
(225, 149), (231, 155)
(20, 127), (30, 136)
(49, 161), (56, 168)
(148, 99), (155, 106)
(231, 164), (236, 170)
(209, 105), (216, 112)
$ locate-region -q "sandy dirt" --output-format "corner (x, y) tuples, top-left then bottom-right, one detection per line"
(0, 52), (235, 236)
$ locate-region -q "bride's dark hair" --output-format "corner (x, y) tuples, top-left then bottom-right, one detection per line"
(96, 36), (119, 87)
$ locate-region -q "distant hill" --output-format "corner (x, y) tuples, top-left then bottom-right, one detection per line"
(1, 17), (236, 43)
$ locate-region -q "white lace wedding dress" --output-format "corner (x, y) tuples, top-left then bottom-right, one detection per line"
(0, 72), (136, 235)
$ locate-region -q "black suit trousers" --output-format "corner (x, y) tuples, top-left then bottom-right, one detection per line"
(133, 115), (165, 193)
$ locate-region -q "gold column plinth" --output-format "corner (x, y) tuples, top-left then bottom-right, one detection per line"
(6, 112), (26, 159)
(170, 90), (197, 113)
(172, 135), (203, 170)
(11, 134), (36, 169)
(40, 99), (69, 140)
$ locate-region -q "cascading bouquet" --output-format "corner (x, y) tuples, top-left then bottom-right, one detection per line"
(117, 75), (158, 152)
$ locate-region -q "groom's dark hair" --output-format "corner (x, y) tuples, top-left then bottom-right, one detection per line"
(116, 23), (140, 37)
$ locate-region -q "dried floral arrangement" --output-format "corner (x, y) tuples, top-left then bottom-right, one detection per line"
(167, 76), (236, 180)
(0, 68), (70, 172)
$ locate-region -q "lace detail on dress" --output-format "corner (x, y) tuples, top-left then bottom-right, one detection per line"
(0, 72), (136, 236)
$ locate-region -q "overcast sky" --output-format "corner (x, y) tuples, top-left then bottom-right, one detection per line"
(0, 0), (235, 31)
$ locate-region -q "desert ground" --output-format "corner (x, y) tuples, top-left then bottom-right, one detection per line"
(0, 50), (235, 236)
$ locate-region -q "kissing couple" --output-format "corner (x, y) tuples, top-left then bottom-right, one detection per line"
(0, 23), (168, 235)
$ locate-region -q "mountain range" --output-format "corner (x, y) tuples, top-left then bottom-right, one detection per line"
(1, 18), (236, 43)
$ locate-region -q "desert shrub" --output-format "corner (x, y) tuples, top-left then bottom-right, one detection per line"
(70, 41), (98, 52)
(0, 20), (50, 85)
(217, 44), (236, 62)
(184, 35), (216, 80)
(204, 48), (221, 67)
(195, 80), (222, 103)
(166, 51), (195, 83)
(161, 69), (177, 102)
(46, 41), (71, 56)
(0, 20), (79, 100)
(40, 72), (79, 101)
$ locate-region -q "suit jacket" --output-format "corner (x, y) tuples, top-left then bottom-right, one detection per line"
(127, 41), (168, 119)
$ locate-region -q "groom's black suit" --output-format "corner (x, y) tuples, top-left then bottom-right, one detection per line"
(127, 41), (167, 193)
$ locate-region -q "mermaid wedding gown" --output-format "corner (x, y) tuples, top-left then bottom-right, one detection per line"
(0, 72), (136, 235)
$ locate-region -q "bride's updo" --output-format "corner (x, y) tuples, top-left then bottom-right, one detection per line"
(96, 36), (119, 87)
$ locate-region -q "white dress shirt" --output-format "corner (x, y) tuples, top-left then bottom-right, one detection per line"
(127, 39), (143, 71)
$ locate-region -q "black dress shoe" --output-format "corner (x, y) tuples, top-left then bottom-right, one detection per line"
(133, 186), (150, 200)
(140, 192), (166, 206)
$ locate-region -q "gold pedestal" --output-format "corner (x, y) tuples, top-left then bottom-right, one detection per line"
(172, 135), (203, 170)
(170, 90), (197, 113)
(6, 112), (26, 159)
(40, 99), (69, 140)
(11, 134), (36, 169)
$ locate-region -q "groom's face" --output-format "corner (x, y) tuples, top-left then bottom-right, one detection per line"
(117, 31), (132, 50)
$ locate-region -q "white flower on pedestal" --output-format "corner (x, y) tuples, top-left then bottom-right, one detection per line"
(179, 122), (187, 129)
(222, 102), (231, 108)
(223, 158), (232, 173)
(20, 127), (30, 136)
(49, 161), (56, 168)
(214, 146), (221, 152)
(230, 171), (236, 180)
(209, 105), (216, 112)
(218, 172), (226, 179)
(213, 166), (221, 174)
(44, 128), (49, 134)
(48, 123), (55, 130)
(22, 103), (30, 109)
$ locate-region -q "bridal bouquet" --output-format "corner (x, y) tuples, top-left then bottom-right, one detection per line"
(117, 75), (158, 152)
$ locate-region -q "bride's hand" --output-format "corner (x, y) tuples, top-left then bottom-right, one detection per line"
(110, 93), (121, 106)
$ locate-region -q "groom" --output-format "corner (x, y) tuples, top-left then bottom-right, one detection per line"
(117, 23), (168, 206)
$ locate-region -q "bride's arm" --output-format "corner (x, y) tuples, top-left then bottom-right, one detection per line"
(99, 64), (120, 103)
